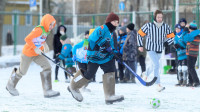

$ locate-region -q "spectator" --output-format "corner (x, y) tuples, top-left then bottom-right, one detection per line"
(179, 18), (187, 29)
(53, 25), (67, 82)
(6, 30), (13, 45)
(183, 21), (200, 87)
(117, 26), (127, 83)
(123, 23), (137, 83)
(174, 24), (187, 86)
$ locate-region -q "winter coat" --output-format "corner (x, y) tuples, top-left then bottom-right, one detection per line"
(6, 32), (13, 45)
(59, 44), (74, 66)
(117, 33), (127, 55)
(72, 39), (88, 63)
(53, 25), (67, 59)
(123, 30), (137, 61)
(87, 24), (116, 64)
(174, 29), (187, 60)
(22, 14), (56, 57)
(183, 30), (200, 57)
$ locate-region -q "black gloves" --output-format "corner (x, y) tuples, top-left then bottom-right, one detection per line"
(174, 44), (180, 49)
(116, 53), (123, 63)
(174, 44), (185, 49)
(100, 41), (112, 53)
(183, 27), (189, 32)
(164, 42), (169, 48)
(55, 56), (61, 64)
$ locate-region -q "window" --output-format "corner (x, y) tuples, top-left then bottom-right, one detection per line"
(25, 11), (32, 26)
(12, 10), (20, 25)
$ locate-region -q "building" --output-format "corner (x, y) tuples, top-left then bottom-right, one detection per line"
(4, 0), (40, 26)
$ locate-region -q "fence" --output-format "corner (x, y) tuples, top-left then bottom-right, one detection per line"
(0, 11), (176, 44)
(0, 6), (199, 54)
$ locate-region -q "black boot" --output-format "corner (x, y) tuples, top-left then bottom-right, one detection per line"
(175, 79), (183, 86)
(181, 80), (187, 86)
(193, 83), (200, 87)
(186, 83), (193, 87)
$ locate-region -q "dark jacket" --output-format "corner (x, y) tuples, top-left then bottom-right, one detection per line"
(138, 35), (147, 57)
(123, 30), (137, 61)
(6, 32), (13, 45)
(53, 25), (67, 59)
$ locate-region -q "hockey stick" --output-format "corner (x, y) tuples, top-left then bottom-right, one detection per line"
(75, 61), (79, 71)
(111, 51), (157, 86)
(41, 53), (74, 77)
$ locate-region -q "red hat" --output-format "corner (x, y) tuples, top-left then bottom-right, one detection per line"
(105, 12), (119, 23)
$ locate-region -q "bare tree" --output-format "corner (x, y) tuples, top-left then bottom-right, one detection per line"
(100, 0), (112, 13)
(43, 0), (54, 50)
(136, 0), (141, 27)
(111, 0), (119, 12)
(95, 0), (112, 25)
(43, 0), (51, 13)
(0, 0), (6, 56)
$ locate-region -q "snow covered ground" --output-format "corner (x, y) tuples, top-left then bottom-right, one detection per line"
(0, 48), (200, 112)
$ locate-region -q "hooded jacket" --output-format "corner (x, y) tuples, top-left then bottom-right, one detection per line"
(53, 25), (67, 58)
(22, 14), (56, 57)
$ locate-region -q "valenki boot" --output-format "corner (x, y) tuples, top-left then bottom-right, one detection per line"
(103, 72), (124, 104)
(6, 68), (22, 96)
(67, 69), (89, 102)
(40, 71), (60, 98)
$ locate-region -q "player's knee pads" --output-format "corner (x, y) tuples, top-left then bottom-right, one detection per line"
(182, 66), (188, 72)
(178, 66), (182, 71)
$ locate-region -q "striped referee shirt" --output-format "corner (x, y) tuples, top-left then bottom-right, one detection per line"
(137, 22), (175, 52)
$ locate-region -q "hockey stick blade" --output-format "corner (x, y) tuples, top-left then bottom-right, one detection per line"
(41, 53), (74, 77)
(110, 51), (157, 86)
(122, 62), (157, 86)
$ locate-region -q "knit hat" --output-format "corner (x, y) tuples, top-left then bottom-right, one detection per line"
(85, 30), (89, 35)
(175, 24), (181, 29)
(189, 20), (197, 30)
(119, 26), (126, 33)
(105, 12), (119, 23)
(127, 23), (135, 31)
(60, 34), (67, 40)
(179, 18), (187, 24)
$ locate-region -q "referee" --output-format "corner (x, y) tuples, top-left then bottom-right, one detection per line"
(137, 10), (175, 92)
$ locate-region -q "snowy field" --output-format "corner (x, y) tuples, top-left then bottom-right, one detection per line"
(0, 47), (200, 112)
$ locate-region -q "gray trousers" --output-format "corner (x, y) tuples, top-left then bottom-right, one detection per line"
(16, 53), (51, 76)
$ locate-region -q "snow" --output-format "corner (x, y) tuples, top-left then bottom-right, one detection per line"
(0, 47), (200, 112)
